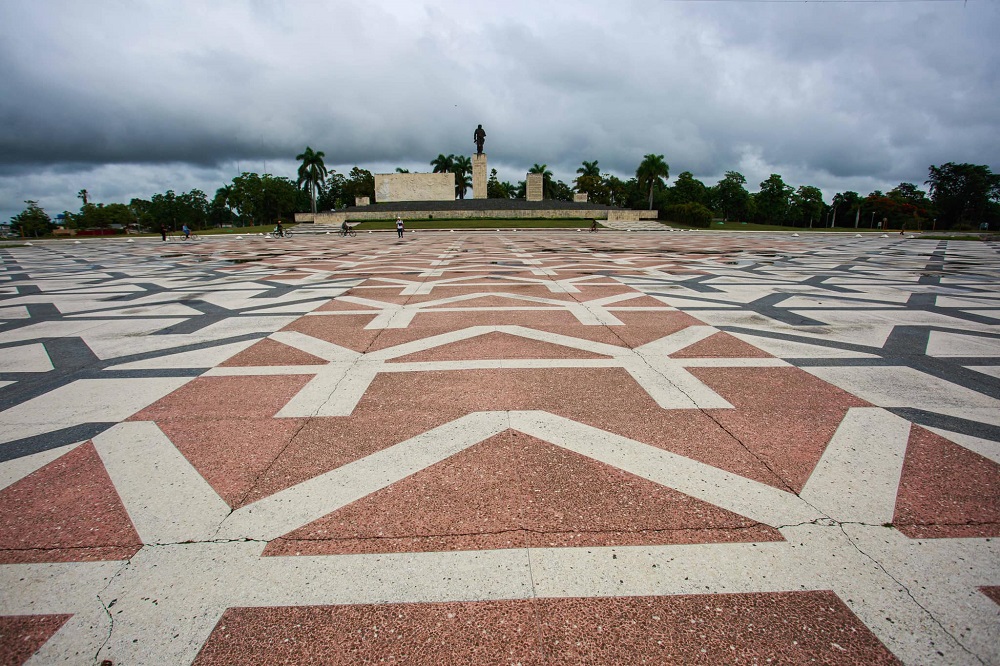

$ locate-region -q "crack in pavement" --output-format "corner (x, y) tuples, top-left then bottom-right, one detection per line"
(837, 523), (986, 666)
(93, 557), (131, 665)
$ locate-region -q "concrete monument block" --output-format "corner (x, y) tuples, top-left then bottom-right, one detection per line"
(355, 196), (370, 207)
(526, 173), (543, 202)
(472, 154), (488, 199)
(574, 192), (588, 203)
(374, 173), (455, 202)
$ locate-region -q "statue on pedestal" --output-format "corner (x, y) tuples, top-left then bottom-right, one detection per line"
(474, 124), (486, 155)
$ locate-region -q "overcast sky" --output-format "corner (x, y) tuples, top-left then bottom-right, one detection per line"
(2, 0), (998, 222)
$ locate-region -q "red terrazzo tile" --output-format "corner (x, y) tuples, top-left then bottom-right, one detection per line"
(0, 614), (72, 665)
(424, 295), (578, 309)
(410, 309), (590, 328)
(369, 322), (631, 352)
(158, 417), (308, 508)
(670, 331), (774, 358)
(296, 302), (707, 354)
(566, 286), (641, 299)
(402, 285), (581, 302)
(264, 430), (779, 556)
(704, 407), (850, 493)
(605, 310), (705, 348)
(193, 600), (542, 665)
(294, 262), (349, 271)
(251, 367), (786, 496)
(242, 408), (461, 505)
(129, 375), (312, 421)
(894, 426), (1000, 539)
(690, 366), (871, 410)
(193, 592), (897, 665)
(980, 586), (1000, 606)
(280, 313), (383, 351)
(395, 309), (702, 349)
(388, 331), (612, 363)
(219, 338), (328, 367)
(338, 287), (412, 303)
(536, 591), (901, 665)
(602, 295), (672, 308)
(0, 443), (142, 564)
(313, 298), (385, 312)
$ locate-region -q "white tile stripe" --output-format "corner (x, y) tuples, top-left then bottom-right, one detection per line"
(801, 408), (912, 524)
(509, 411), (818, 527)
(93, 422), (230, 544)
(216, 411), (510, 541)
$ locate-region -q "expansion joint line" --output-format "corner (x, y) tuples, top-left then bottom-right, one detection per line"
(498, 407), (549, 661)
(836, 523), (984, 666)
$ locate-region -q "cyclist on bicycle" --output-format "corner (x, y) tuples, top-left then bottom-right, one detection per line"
(273, 221), (284, 237)
(341, 220), (349, 236)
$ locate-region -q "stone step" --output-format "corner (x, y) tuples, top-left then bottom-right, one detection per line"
(600, 220), (673, 231)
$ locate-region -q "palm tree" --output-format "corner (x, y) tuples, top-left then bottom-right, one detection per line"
(395, 167), (410, 173)
(430, 154), (454, 174)
(574, 160), (600, 194)
(295, 147), (328, 214)
(529, 163), (554, 199)
(77, 189), (89, 206)
(453, 155), (472, 199)
(636, 154), (669, 210)
(576, 160), (600, 179)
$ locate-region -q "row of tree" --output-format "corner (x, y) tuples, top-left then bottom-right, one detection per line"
(8, 150), (998, 237)
(489, 157), (997, 231)
(9, 173), (313, 237)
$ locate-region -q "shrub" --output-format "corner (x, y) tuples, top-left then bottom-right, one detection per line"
(660, 203), (713, 228)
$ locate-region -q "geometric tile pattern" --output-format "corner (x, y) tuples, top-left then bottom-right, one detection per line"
(0, 233), (997, 664)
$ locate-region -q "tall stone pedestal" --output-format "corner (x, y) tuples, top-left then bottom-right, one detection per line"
(472, 153), (488, 199)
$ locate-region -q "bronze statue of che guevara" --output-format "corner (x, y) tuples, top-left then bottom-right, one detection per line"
(474, 124), (486, 155)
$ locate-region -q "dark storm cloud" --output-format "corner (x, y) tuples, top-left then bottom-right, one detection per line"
(1, 0), (998, 221)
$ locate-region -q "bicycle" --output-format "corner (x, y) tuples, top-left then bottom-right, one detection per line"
(340, 226), (357, 237)
(269, 228), (292, 239)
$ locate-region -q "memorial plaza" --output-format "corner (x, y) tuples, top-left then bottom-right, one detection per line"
(0, 230), (997, 664)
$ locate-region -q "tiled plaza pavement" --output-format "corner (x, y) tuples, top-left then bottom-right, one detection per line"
(0, 231), (997, 665)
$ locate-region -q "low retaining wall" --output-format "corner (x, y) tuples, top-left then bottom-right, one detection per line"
(296, 208), (657, 224)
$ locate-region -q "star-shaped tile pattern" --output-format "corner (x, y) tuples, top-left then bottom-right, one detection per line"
(0, 232), (997, 664)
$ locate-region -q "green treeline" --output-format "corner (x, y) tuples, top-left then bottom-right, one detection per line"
(7, 151), (999, 237)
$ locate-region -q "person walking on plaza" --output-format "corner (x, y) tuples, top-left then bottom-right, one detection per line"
(182, 224), (191, 240)
(160, 224), (167, 241)
(396, 216), (404, 238)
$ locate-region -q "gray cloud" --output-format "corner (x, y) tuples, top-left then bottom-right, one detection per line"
(2, 0), (998, 222)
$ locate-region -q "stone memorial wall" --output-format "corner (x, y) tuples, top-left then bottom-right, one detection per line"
(374, 173), (455, 202)
(526, 173), (543, 202)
